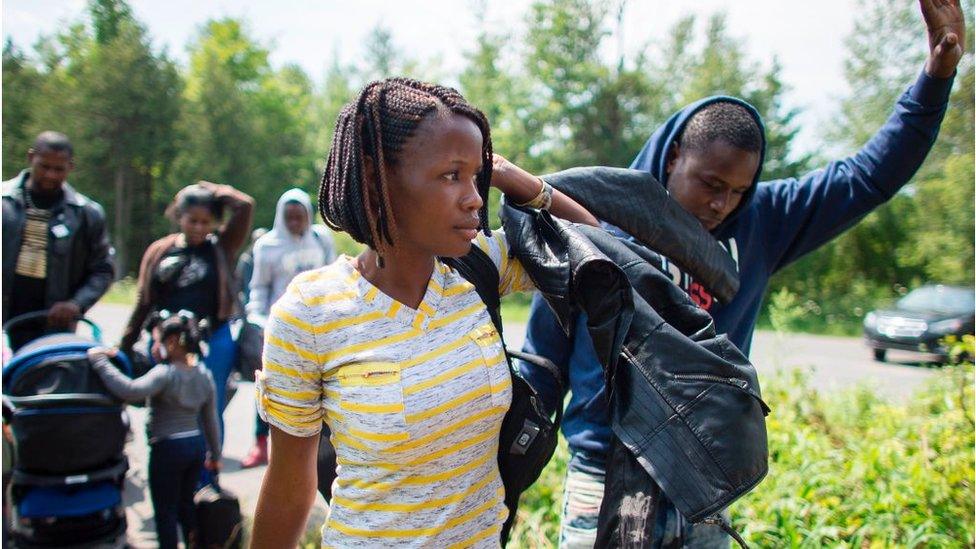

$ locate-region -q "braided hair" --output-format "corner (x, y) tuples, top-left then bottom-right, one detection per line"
(148, 310), (208, 355)
(319, 77), (493, 257)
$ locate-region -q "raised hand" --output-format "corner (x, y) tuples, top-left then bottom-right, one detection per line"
(921, 0), (966, 78)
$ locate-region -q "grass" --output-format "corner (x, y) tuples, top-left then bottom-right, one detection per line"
(510, 354), (975, 547)
(100, 276), (137, 305)
(501, 292), (533, 324)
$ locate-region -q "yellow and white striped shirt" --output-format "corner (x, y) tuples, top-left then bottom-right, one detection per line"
(257, 231), (533, 548)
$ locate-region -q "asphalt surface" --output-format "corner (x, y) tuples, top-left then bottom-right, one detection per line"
(79, 302), (937, 547)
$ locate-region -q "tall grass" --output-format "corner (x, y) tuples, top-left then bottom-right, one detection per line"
(731, 363), (973, 547)
(511, 357), (975, 547)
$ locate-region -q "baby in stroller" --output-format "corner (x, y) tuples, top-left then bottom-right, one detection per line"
(87, 310), (222, 549)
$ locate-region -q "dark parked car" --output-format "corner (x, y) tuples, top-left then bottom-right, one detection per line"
(864, 285), (975, 362)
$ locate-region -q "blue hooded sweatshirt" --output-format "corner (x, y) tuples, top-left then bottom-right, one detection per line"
(520, 70), (955, 473)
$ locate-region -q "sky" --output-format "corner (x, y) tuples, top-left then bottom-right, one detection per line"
(2, 0), (932, 157)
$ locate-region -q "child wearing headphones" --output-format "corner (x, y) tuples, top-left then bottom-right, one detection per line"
(88, 310), (221, 549)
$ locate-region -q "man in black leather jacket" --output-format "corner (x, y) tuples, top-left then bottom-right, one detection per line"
(2, 132), (115, 350)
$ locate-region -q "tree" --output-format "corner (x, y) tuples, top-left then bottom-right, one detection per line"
(358, 24), (420, 82)
(522, 0), (612, 170)
(2, 40), (42, 179)
(7, 0), (182, 274)
(170, 18), (319, 232)
(82, 1), (182, 274)
(654, 13), (811, 181)
(519, 3), (810, 177)
(312, 56), (356, 171)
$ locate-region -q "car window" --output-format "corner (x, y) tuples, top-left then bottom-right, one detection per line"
(897, 286), (975, 315)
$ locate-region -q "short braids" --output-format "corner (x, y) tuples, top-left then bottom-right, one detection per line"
(319, 77), (493, 255)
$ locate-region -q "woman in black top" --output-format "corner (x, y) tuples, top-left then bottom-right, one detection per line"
(120, 181), (254, 436)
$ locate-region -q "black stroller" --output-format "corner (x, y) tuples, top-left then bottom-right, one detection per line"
(2, 311), (132, 548)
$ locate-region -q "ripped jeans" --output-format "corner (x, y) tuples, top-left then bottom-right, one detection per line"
(559, 467), (730, 548)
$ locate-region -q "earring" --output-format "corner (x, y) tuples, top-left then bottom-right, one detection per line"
(375, 253), (385, 269)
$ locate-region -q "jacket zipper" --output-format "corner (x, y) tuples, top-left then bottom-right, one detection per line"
(671, 372), (771, 415)
(671, 372), (750, 390)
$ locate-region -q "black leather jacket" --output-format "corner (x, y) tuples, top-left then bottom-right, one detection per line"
(502, 167), (768, 544)
(2, 171), (115, 320)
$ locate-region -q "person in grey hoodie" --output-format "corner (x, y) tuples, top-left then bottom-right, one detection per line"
(241, 188), (335, 468)
(88, 310), (221, 549)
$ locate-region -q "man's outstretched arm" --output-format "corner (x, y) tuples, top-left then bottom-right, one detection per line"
(759, 0), (966, 272)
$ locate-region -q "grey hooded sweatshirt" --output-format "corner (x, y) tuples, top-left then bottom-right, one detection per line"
(245, 188), (336, 321)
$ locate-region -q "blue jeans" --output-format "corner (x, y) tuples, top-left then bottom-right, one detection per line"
(148, 435), (205, 549)
(202, 322), (236, 442)
(559, 465), (730, 548)
(254, 411), (269, 437)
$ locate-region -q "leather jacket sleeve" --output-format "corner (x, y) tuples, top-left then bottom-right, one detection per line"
(540, 167), (739, 303)
(120, 242), (159, 350)
(70, 203), (115, 312)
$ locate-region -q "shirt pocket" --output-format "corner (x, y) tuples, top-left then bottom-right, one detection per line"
(332, 362), (410, 451)
(468, 324), (512, 408)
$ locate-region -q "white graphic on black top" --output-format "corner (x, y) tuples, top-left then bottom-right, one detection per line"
(659, 237), (740, 311)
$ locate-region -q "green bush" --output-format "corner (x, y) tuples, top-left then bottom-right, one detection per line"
(731, 363), (974, 547)
(510, 360), (975, 547)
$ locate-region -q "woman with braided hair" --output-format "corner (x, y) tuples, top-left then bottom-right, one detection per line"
(251, 77), (596, 548)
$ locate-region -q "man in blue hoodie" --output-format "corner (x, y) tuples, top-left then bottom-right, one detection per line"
(520, 2), (965, 547)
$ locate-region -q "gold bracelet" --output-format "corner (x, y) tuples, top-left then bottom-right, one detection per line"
(516, 177), (553, 210)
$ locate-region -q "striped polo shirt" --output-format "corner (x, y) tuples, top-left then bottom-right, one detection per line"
(257, 230), (533, 548)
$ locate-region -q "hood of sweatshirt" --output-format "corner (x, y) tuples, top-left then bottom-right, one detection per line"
(629, 96), (766, 234)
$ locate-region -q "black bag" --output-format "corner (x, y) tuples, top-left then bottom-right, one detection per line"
(442, 245), (564, 544)
(234, 320), (264, 383)
(193, 476), (243, 549)
(317, 424), (337, 503)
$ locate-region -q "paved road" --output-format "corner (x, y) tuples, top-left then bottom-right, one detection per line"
(84, 304), (328, 548)
(81, 302), (938, 547)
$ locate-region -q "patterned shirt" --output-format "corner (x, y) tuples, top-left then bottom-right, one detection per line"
(15, 208), (51, 279)
(257, 231), (533, 548)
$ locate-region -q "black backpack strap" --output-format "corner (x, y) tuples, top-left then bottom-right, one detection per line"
(441, 246), (564, 395)
(441, 245), (504, 336)
(507, 349), (563, 401)
(445, 244), (566, 546)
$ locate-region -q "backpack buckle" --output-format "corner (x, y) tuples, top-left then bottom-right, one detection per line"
(510, 419), (541, 455)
